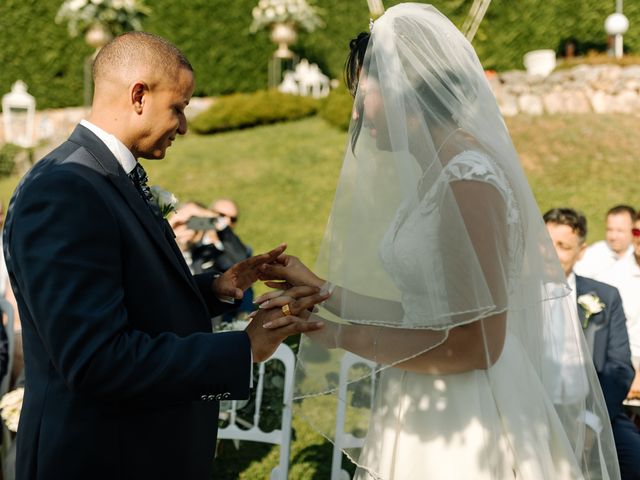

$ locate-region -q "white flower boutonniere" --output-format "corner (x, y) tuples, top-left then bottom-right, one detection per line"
(577, 293), (605, 329)
(150, 185), (178, 218)
(0, 387), (24, 433)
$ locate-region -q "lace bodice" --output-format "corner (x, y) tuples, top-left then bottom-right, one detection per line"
(379, 150), (524, 327)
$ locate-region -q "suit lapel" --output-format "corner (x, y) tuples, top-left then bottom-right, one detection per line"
(67, 126), (203, 300)
(575, 275), (604, 356)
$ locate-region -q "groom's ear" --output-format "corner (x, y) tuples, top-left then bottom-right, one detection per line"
(131, 81), (148, 114)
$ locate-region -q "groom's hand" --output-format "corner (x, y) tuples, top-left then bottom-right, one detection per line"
(212, 244), (287, 299)
(245, 286), (327, 362)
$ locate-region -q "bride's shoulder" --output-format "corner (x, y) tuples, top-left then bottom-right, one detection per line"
(441, 150), (510, 191)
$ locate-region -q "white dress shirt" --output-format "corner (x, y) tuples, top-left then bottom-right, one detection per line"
(574, 240), (633, 279)
(80, 120), (137, 175)
(599, 255), (640, 364)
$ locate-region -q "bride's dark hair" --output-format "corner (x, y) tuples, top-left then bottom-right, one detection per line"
(344, 32), (370, 96)
(344, 32), (370, 153)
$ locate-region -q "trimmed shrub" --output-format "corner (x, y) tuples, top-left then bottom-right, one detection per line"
(189, 90), (319, 134)
(319, 86), (353, 131)
(0, 143), (22, 178)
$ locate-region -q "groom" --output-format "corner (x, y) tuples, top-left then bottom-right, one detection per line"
(544, 208), (640, 479)
(3, 32), (325, 480)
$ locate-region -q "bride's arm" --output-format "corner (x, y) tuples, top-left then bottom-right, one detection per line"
(258, 257), (405, 322)
(308, 180), (509, 374)
(262, 179), (508, 374)
(307, 311), (506, 374)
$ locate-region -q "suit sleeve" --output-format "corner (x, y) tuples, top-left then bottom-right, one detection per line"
(193, 271), (242, 317)
(8, 168), (251, 404)
(598, 287), (635, 420)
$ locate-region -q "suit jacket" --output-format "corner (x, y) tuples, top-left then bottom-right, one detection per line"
(3, 125), (252, 480)
(576, 275), (635, 423)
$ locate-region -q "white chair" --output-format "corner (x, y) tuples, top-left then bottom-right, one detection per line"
(217, 343), (295, 479)
(0, 298), (15, 398)
(331, 352), (377, 480)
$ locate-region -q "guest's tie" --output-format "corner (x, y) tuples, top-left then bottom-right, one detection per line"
(128, 162), (161, 218)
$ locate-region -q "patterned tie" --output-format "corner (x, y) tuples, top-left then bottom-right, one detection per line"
(128, 163), (161, 218)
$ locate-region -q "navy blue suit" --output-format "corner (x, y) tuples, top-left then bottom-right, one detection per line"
(576, 275), (640, 479)
(3, 125), (252, 480)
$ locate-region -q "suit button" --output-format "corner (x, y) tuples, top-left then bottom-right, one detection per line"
(207, 394), (216, 401)
(222, 393), (230, 399)
(201, 395), (208, 401)
(214, 394), (221, 400)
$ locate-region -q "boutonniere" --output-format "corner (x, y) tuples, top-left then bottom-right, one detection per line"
(577, 293), (605, 329)
(0, 387), (24, 433)
(149, 185), (178, 218)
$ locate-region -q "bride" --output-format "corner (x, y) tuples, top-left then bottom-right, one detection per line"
(258, 4), (619, 479)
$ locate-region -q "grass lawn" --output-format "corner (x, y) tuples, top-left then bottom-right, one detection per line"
(0, 113), (638, 478)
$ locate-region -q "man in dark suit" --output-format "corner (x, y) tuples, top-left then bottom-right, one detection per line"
(545, 208), (640, 479)
(3, 32), (325, 480)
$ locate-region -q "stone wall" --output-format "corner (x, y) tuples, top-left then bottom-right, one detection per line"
(488, 64), (640, 116)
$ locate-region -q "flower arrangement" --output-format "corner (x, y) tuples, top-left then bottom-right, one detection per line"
(0, 387), (24, 433)
(150, 185), (178, 219)
(577, 293), (605, 328)
(250, 0), (323, 33)
(55, 0), (151, 37)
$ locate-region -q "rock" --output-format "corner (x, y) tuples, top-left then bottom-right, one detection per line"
(518, 93), (544, 115)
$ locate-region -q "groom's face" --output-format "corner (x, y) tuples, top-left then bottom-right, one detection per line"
(136, 67), (195, 159)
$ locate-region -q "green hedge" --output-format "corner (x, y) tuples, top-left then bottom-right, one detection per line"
(190, 90), (319, 134)
(2, 1), (640, 109)
(319, 86), (353, 132)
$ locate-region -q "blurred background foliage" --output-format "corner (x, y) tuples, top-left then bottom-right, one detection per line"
(2, 0), (639, 109)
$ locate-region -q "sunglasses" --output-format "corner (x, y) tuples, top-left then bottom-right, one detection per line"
(633, 228), (640, 238)
(213, 211), (238, 223)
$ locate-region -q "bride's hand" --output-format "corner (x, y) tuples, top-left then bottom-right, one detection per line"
(259, 254), (325, 289)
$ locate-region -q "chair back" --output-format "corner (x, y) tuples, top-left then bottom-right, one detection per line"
(331, 352), (377, 480)
(218, 343), (295, 479)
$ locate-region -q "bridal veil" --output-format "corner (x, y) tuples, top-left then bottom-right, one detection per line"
(293, 3), (619, 479)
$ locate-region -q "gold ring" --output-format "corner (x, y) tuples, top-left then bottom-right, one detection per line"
(281, 304), (292, 316)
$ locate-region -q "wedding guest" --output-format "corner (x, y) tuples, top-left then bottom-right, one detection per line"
(169, 201), (212, 269)
(575, 205), (636, 278)
(600, 210), (640, 399)
(544, 207), (640, 480)
(3, 31), (325, 480)
(211, 198), (239, 230)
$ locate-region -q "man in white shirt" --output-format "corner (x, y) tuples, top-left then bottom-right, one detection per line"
(575, 205), (636, 278)
(600, 211), (640, 398)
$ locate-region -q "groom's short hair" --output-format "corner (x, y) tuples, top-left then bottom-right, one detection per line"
(92, 31), (192, 85)
(543, 208), (588, 244)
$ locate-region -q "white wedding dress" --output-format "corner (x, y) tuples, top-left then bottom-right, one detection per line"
(354, 151), (584, 480)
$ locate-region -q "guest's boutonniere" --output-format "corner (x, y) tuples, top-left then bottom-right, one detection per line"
(0, 387), (24, 433)
(577, 293), (605, 329)
(150, 185), (178, 218)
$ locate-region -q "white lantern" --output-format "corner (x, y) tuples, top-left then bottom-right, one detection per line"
(605, 13), (629, 59)
(2, 81), (36, 148)
(605, 13), (629, 35)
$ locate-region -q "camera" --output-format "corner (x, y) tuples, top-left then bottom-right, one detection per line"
(186, 216), (225, 232)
